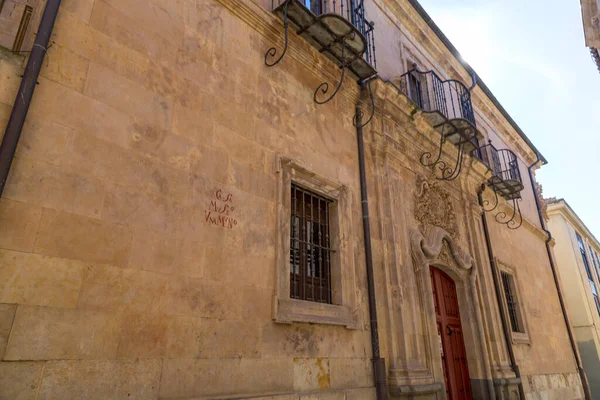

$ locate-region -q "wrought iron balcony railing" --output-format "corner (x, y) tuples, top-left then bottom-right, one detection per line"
(265, 0), (377, 106)
(477, 141), (524, 229)
(396, 67), (478, 180)
(477, 142), (523, 200)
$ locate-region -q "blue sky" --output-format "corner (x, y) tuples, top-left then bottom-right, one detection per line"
(417, 0), (600, 239)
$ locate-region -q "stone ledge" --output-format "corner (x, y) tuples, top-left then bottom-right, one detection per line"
(275, 298), (357, 329)
(388, 382), (444, 397)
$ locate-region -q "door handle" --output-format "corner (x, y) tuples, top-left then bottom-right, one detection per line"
(446, 325), (453, 336)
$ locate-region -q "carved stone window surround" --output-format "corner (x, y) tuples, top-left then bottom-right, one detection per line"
(273, 156), (357, 329)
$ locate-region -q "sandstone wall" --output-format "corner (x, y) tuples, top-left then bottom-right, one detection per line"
(0, 0), (585, 399)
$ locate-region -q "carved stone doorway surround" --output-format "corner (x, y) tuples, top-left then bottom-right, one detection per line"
(392, 226), (495, 400)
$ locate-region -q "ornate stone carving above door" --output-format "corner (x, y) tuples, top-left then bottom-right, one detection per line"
(414, 176), (459, 241)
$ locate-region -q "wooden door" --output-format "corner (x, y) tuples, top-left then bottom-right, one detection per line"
(430, 266), (472, 400)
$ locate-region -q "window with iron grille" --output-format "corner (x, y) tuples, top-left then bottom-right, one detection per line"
(501, 272), (524, 333)
(290, 183), (333, 304)
(577, 233), (594, 281)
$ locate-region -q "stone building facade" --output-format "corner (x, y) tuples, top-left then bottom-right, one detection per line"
(0, 0), (588, 399)
(546, 198), (600, 398)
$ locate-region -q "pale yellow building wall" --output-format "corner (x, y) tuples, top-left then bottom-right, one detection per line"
(547, 200), (600, 398)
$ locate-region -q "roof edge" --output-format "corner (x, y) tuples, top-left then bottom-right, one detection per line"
(407, 0), (548, 164)
(546, 198), (600, 248)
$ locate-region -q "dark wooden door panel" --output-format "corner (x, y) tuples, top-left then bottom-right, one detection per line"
(430, 266), (472, 400)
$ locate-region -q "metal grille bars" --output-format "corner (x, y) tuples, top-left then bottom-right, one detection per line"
(265, 0), (377, 105)
(397, 66), (478, 181)
(290, 184), (333, 304)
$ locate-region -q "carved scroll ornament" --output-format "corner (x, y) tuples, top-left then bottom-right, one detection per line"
(414, 176), (459, 241)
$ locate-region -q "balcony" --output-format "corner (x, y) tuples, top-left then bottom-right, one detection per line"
(268, 0), (376, 80)
(265, 0), (377, 107)
(477, 142), (524, 200)
(397, 67), (478, 180)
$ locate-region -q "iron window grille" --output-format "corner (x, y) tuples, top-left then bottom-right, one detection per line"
(290, 183), (333, 303)
(501, 272), (524, 333)
(578, 234), (600, 315)
(577, 233), (594, 282)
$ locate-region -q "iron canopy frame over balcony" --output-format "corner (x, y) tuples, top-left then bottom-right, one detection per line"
(397, 66), (478, 181)
(478, 141), (525, 229)
(265, 0), (377, 108)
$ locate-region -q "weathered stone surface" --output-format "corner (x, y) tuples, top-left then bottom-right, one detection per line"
(293, 358), (330, 391)
(0, 250), (85, 308)
(0, 199), (41, 252)
(4, 305), (121, 360)
(116, 312), (170, 359)
(329, 358), (372, 389)
(15, 115), (72, 167)
(40, 44), (90, 92)
(298, 391), (345, 400)
(34, 208), (133, 268)
(37, 359), (161, 400)
(345, 388), (376, 400)
(60, 0), (97, 22)
(84, 63), (171, 130)
(0, 304), (16, 357)
(164, 275), (241, 319)
(129, 228), (204, 277)
(0, 361), (43, 400)
(78, 264), (168, 313)
(4, 157), (106, 219)
(0, 60), (22, 106)
(159, 358), (294, 398)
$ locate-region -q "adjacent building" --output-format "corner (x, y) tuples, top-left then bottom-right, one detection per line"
(546, 198), (600, 397)
(581, 0), (600, 71)
(0, 0), (590, 399)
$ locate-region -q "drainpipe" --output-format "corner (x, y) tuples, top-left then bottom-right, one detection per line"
(527, 155), (593, 400)
(356, 80), (388, 400)
(0, 0), (61, 197)
(477, 184), (525, 400)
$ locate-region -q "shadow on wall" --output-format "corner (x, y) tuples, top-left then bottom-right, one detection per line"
(578, 340), (600, 398)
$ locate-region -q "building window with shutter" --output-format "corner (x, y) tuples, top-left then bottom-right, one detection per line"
(576, 233), (600, 316)
(290, 184), (333, 304)
(501, 271), (525, 333)
(0, 2), (35, 52)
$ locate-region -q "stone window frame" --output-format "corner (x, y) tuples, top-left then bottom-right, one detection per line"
(496, 259), (531, 345)
(272, 156), (357, 329)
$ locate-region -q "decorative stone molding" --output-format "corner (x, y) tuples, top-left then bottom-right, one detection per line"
(405, 226), (497, 399)
(272, 155), (358, 329)
(414, 176), (460, 241)
(410, 226), (472, 274)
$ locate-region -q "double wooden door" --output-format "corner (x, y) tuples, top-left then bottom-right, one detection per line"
(430, 266), (472, 400)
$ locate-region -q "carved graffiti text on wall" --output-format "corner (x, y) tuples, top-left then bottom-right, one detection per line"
(205, 189), (238, 229)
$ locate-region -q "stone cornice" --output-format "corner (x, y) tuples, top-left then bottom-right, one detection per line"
(213, 0), (361, 105)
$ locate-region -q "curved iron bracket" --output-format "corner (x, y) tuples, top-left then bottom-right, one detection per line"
(265, 3), (289, 67)
(353, 77), (376, 128)
(482, 187), (499, 213)
(495, 197), (523, 230)
(440, 143), (465, 181)
(314, 33), (353, 105)
(420, 125), (448, 169)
